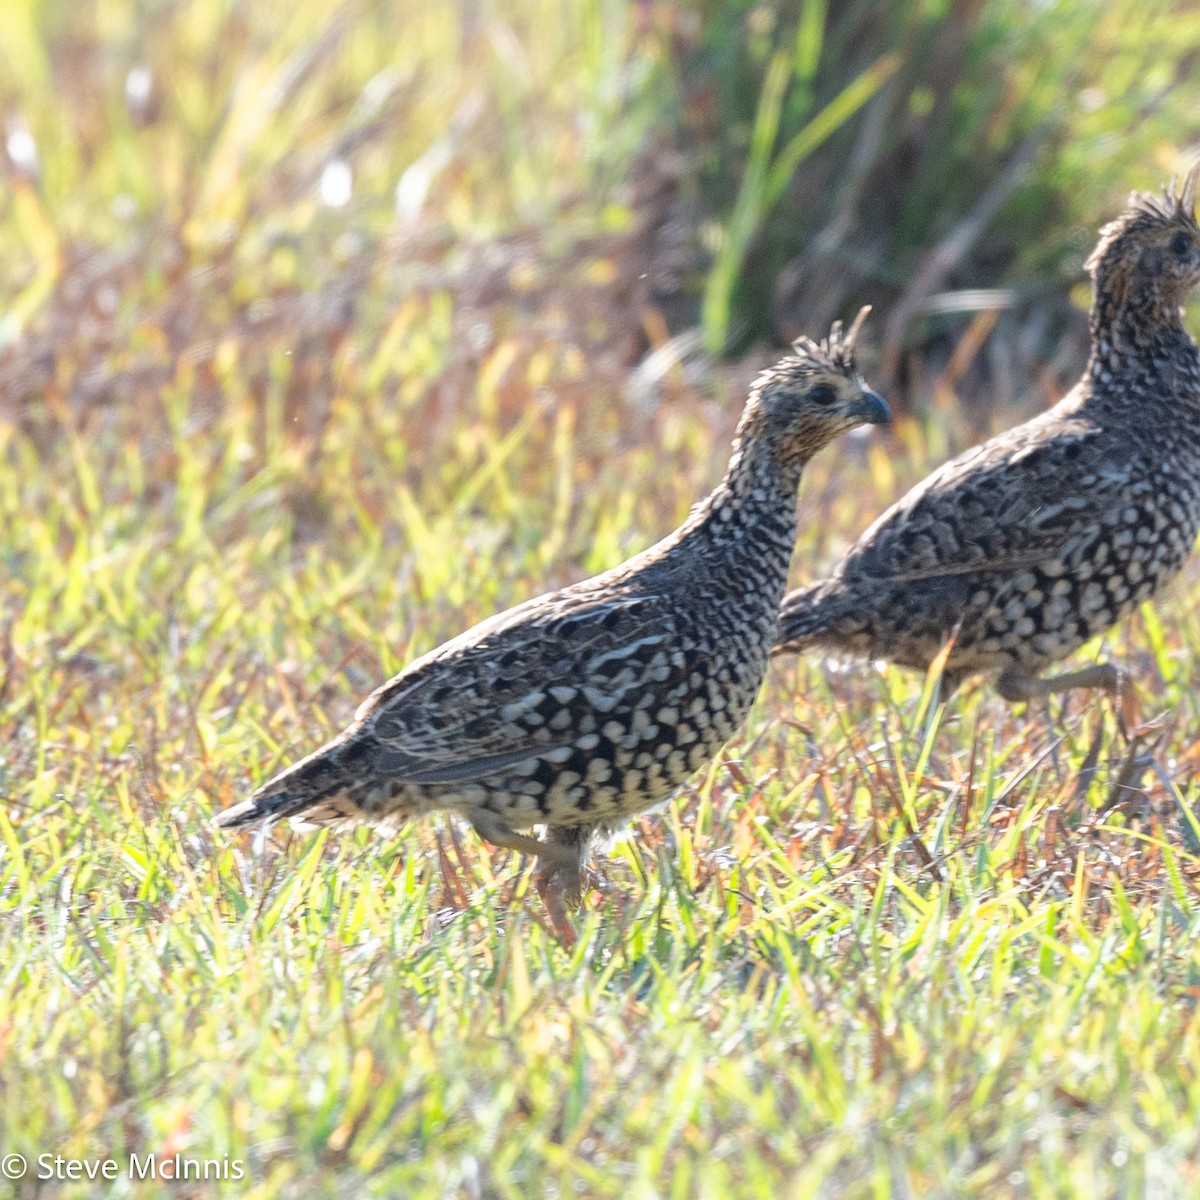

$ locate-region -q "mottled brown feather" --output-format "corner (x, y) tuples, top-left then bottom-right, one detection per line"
(777, 167), (1200, 699)
(218, 316), (889, 923)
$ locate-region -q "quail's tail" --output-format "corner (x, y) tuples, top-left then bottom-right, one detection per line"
(216, 742), (356, 830)
(773, 578), (869, 656)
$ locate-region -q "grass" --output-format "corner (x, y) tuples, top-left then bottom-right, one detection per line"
(6, 1), (1200, 1197)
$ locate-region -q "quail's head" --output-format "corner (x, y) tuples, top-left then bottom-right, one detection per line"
(745, 307), (891, 469)
(1087, 162), (1200, 323)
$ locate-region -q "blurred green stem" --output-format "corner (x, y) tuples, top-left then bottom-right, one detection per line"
(701, 33), (898, 355)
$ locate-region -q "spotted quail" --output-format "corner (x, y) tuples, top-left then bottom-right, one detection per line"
(217, 314), (890, 939)
(776, 168), (1200, 703)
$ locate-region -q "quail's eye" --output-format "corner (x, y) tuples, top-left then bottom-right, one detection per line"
(809, 384), (837, 406)
(1171, 231), (1193, 256)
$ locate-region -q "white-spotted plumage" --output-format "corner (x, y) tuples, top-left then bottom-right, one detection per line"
(777, 168), (1200, 702)
(217, 315), (890, 936)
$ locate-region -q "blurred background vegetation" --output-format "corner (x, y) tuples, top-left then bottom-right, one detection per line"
(3, 0), (1200, 442)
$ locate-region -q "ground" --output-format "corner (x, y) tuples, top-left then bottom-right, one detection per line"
(7, 311), (1200, 1194)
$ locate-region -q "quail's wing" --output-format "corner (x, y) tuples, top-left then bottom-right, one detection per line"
(346, 585), (691, 782)
(842, 402), (1138, 584)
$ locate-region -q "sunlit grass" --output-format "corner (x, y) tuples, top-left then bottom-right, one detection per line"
(5, 2), (1200, 1198)
(8, 321), (1200, 1195)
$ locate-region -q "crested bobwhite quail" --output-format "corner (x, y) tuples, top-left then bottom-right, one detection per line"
(218, 314), (890, 938)
(776, 168), (1200, 704)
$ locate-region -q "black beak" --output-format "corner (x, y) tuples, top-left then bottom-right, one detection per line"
(855, 389), (892, 425)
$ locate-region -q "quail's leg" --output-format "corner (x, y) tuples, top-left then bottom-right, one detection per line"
(533, 824), (596, 949)
(470, 808), (565, 861)
(996, 662), (1122, 703)
(469, 810), (587, 946)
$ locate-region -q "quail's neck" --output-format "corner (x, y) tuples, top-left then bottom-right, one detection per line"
(1088, 270), (1191, 358)
(678, 435), (807, 556)
(1086, 302), (1200, 398)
